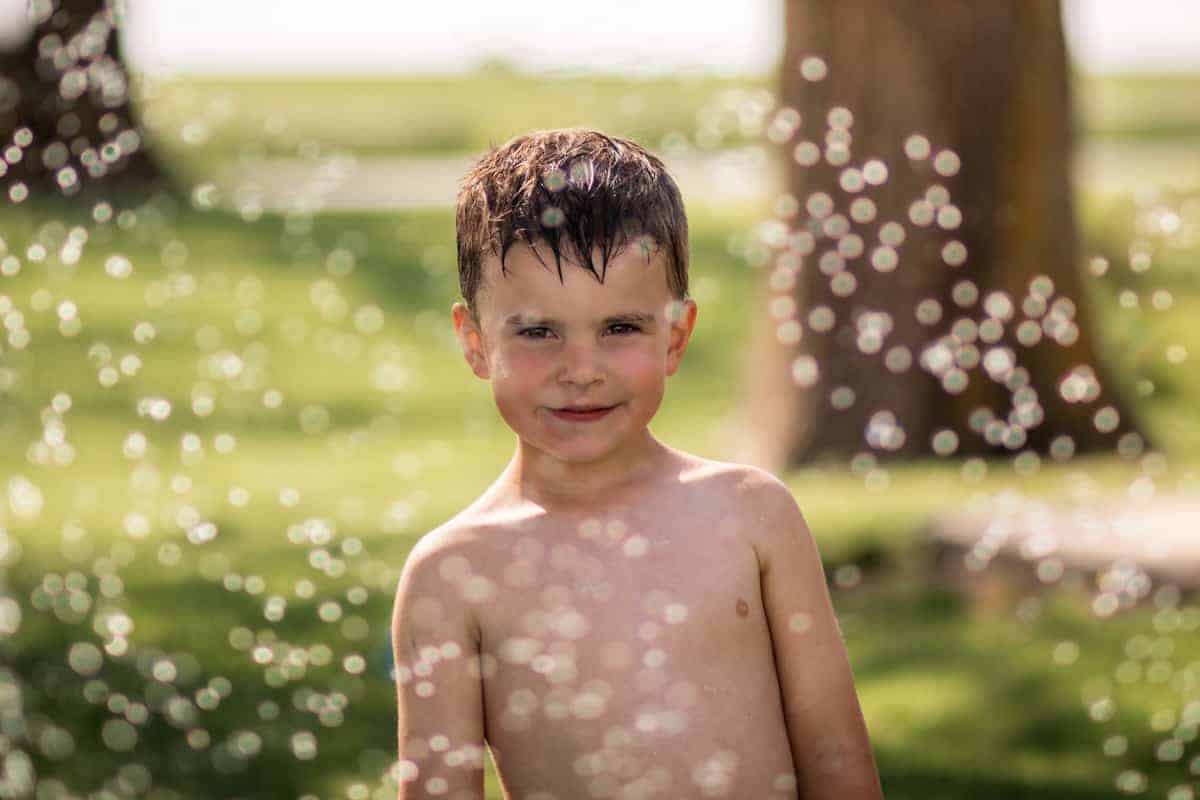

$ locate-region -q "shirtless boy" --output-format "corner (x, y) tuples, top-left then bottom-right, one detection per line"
(391, 129), (883, 800)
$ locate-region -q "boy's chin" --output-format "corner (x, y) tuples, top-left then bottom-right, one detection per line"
(523, 435), (637, 466)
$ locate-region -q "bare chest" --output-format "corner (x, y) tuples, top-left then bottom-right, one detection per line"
(468, 505), (796, 796)
(474, 504), (763, 652)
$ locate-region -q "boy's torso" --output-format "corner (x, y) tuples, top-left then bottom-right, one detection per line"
(442, 454), (800, 799)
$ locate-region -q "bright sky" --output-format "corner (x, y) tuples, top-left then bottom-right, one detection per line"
(1, 0), (1199, 75)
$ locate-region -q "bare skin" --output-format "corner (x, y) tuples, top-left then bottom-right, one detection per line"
(394, 450), (883, 800)
(392, 241), (882, 799)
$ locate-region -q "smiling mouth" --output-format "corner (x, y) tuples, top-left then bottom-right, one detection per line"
(550, 405), (617, 420)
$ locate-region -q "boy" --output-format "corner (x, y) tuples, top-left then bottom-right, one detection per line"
(391, 129), (883, 800)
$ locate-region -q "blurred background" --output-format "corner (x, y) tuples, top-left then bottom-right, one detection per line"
(1, 1), (1199, 798)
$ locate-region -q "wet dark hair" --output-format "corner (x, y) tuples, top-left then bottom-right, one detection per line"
(455, 128), (689, 316)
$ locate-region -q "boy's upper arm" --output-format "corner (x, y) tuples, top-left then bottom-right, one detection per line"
(391, 530), (486, 799)
(744, 469), (884, 800)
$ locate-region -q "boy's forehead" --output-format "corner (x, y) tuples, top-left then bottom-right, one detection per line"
(481, 240), (670, 302)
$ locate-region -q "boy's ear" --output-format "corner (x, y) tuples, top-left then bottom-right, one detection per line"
(451, 301), (490, 380)
(665, 298), (698, 377)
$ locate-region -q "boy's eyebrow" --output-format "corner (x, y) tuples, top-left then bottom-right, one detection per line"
(503, 312), (656, 327)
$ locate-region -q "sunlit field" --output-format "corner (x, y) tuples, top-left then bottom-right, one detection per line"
(140, 71), (1200, 159)
(2, 71), (1199, 798)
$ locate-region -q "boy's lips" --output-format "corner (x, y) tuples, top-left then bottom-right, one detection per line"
(550, 404), (618, 421)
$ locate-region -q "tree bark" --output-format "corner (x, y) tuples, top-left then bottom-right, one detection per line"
(742, 0), (1145, 470)
(0, 0), (167, 201)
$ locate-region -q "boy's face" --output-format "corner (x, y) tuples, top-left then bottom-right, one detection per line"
(451, 240), (698, 467)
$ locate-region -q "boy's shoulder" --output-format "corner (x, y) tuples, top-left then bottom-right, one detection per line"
(674, 452), (798, 505)
(399, 511), (492, 577)
(678, 456), (807, 546)
(677, 454), (791, 496)
(404, 455), (801, 567)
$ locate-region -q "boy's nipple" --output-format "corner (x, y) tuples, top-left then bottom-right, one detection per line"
(735, 597), (749, 617)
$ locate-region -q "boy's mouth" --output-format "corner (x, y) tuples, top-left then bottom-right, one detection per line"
(551, 404), (617, 421)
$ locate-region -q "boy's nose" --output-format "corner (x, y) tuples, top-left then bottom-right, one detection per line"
(557, 342), (605, 386)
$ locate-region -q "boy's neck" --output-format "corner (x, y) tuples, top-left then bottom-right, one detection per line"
(497, 430), (673, 513)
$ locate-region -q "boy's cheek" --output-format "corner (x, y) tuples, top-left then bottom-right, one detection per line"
(626, 348), (667, 377)
(495, 350), (545, 381)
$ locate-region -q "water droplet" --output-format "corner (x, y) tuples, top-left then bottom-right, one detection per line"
(951, 280), (979, 307)
(793, 140), (820, 166)
(936, 205), (963, 230)
(933, 149), (961, 176)
(838, 167), (865, 193)
(800, 56), (828, 81)
(805, 192), (834, 219)
(1094, 406), (1120, 434)
(932, 429), (959, 456)
(830, 386), (856, 410)
(827, 106), (853, 129)
(850, 197), (877, 223)
(870, 246), (898, 273)
(808, 306), (835, 333)
(543, 168), (566, 191)
(791, 355), (819, 388)
(862, 159), (888, 185)
(904, 134), (932, 160)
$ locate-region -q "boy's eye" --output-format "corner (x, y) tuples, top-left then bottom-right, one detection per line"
(518, 327), (553, 339)
(517, 324), (640, 338)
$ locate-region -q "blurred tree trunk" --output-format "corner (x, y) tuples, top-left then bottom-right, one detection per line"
(0, 0), (167, 201)
(741, 0), (1145, 470)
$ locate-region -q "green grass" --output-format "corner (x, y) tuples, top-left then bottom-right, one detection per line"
(137, 71), (764, 182)
(2, 142), (1199, 798)
(1075, 72), (1200, 143)
(137, 71), (1200, 186)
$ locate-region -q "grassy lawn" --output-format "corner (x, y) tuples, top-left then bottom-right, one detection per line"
(2, 73), (1199, 799)
(137, 71), (1200, 184)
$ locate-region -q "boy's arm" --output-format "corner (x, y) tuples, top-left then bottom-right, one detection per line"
(391, 535), (486, 800)
(749, 472), (885, 800)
